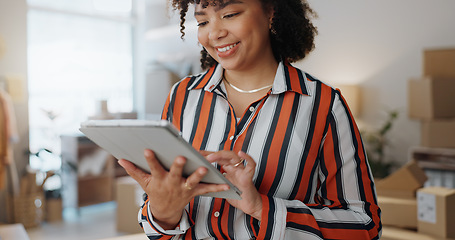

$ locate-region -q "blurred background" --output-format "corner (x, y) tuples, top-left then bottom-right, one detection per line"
(0, 0), (455, 239)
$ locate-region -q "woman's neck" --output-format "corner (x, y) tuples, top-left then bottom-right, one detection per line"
(223, 58), (279, 90)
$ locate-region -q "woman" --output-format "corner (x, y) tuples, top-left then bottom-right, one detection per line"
(119, 0), (382, 239)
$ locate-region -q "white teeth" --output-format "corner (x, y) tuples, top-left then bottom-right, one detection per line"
(217, 43), (237, 53)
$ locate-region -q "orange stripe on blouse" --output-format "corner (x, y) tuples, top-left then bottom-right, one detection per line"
(322, 124), (342, 207)
(294, 84), (333, 201)
(287, 63), (304, 92)
(171, 80), (191, 131)
(320, 227), (371, 239)
(194, 66), (215, 90)
(191, 93), (215, 150)
(257, 93), (295, 194)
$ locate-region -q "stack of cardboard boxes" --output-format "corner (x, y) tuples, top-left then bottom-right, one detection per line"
(377, 161), (455, 239)
(408, 48), (455, 190)
(378, 48), (455, 239)
(376, 161), (426, 230)
(408, 48), (455, 148)
(410, 49), (455, 239)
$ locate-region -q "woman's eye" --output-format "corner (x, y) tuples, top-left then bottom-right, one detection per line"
(197, 21), (208, 27)
(223, 12), (239, 19)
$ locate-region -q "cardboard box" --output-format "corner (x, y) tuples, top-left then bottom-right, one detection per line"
(45, 198), (62, 222)
(424, 48), (455, 79)
(417, 187), (455, 239)
(378, 196), (417, 229)
(376, 160), (428, 199)
(421, 119), (455, 148)
(408, 77), (455, 119)
(116, 176), (145, 234)
(78, 174), (113, 206)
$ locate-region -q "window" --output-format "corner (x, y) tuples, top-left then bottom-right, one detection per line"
(27, 0), (134, 171)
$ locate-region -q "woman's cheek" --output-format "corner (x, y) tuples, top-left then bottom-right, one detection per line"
(197, 29), (208, 48)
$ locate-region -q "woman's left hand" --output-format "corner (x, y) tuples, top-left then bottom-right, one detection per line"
(202, 150), (263, 221)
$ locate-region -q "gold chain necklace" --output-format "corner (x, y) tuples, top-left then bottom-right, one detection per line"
(224, 78), (273, 93)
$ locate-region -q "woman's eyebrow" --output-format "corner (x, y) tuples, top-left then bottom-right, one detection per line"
(194, 0), (243, 16)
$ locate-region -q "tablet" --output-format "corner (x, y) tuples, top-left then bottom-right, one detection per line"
(79, 119), (242, 200)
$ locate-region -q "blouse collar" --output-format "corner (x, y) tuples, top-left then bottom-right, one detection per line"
(188, 61), (310, 96)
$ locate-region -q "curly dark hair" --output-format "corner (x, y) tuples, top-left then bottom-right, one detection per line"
(170, 0), (318, 69)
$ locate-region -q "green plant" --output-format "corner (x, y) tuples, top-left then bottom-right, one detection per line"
(362, 110), (399, 179)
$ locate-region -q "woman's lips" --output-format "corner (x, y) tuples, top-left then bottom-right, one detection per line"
(216, 42), (240, 57)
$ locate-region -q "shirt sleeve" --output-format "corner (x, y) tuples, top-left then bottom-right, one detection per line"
(256, 92), (382, 240)
(138, 196), (193, 239)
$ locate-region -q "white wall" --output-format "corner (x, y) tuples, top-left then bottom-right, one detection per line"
(298, 0), (455, 165)
(0, 0), (29, 222)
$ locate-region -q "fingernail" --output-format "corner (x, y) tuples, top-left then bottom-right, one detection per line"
(177, 157), (186, 164)
(144, 149), (151, 157)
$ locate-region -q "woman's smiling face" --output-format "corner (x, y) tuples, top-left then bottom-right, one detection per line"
(195, 0), (275, 71)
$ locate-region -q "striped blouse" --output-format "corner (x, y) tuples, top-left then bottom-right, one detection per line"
(138, 61), (382, 239)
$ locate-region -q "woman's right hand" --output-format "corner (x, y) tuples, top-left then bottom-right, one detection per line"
(118, 149), (229, 230)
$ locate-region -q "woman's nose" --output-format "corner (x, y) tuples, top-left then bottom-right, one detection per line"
(208, 21), (227, 40)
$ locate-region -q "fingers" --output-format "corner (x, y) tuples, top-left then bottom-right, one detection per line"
(237, 151), (256, 170)
(118, 159), (152, 189)
(233, 158), (245, 167)
(184, 167), (208, 188)
(122, 149), (231, 206)
(168, 156), (187, 185)
(144, 149), (166, 177)
(181, 167), (229, 198)
(193, 183), (230, 196)
(206, 150), (241, 165)
(142, 149), (212, 189)
(220, 151), (256, 178)
(199, 150), (214, 157)
(206, 150), (254, 169)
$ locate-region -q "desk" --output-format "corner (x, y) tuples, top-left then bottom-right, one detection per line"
(0, 224), (30, 240)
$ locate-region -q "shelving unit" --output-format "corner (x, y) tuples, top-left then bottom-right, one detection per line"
(411, 146), (455, 188)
